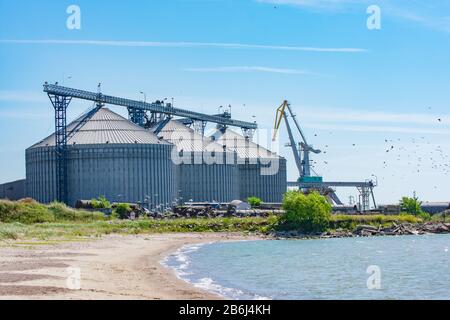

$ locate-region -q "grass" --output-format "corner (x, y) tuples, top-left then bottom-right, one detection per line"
(430, 213), (449, 222)
(0, 214), (423, 242)
(0, 217), (273, 241)
(0, 199), (426, 242)
(329, 214), (421, 230)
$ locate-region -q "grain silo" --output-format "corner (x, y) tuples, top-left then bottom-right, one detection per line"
(152, 120), (239, 203)
(26, 107), (176, 206)
(211, 129), (287, 203)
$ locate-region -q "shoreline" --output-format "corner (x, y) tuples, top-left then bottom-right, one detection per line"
(0, 233), (261, 300)
(1, 222), (449, 300)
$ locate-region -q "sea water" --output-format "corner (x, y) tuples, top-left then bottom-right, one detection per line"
(163, 234), (450, 300)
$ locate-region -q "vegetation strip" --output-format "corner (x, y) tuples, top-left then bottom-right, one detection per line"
(1, 193), (447, 242)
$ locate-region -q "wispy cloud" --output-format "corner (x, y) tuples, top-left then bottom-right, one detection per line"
(304, 123), (450, 135)
(184, 66), (313, 74)
(299, 108), (449, 126)
(296, 107), (450, 135)
(257, 0), (364, 11)
(0, 91), (47, 103)
(385, 5), (450, 33)
(257, 0), (450, 33)
(0, 39), (367, 53)
(0, 110), (49, 119)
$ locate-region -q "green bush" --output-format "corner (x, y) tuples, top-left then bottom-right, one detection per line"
(280, 191), (332, 232)
(91, 196), (111, 209)
(114, 203), (132, 219)
(400, 195), (430, 221)
(247, 197), (262, 208)
(0, 199), (106, 224)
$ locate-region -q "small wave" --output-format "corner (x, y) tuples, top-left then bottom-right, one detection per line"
(162, 242), (271, 300)
(161, 242), (211, 277)
(193, 277), (271, 300)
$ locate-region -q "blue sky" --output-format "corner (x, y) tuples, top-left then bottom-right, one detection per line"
(0, 0), (449, 203)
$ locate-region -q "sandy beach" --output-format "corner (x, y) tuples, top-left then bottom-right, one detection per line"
(0, 233), (260, 300)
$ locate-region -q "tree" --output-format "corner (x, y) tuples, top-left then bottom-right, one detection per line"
(400, 195), (430, 221)
(281, 191), (332, 232)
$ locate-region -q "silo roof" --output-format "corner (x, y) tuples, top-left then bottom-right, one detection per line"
(211, 129), (283, 160)
(30, 107), (170, 148)
(152, 120), (227, 153)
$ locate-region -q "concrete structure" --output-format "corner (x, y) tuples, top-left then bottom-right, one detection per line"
(0, 179), (26, 200)
(152, 120), (240, 202)
(211, 129), (287, 202)
(26, 108), (176, 206)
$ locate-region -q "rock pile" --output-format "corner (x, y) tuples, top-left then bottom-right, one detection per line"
(273, 222), (450, 240)
(148, 207), (283, 219)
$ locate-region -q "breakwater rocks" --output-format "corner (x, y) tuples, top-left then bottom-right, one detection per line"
(272, 222), (450, 240)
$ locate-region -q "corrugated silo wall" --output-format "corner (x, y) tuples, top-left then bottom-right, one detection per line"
(178, 152), (240, 202)
(239, 158), (287, 203)
(26, 147), (57, 204)
(26, 144), (177, 206)
(66, 144), (176, 206)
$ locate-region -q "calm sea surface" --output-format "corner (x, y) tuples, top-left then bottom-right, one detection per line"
(164, 234), (450, 300)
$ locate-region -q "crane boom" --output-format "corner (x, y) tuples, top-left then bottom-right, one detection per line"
(272, 100), (288, 141)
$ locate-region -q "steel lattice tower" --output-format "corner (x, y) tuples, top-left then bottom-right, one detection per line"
(48, 93), (72, 204)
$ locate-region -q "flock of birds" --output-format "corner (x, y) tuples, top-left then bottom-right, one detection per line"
(308, 115), (448, 188)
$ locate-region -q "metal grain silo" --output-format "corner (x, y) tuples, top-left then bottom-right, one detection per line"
(26, 108), (176, 207)
(152, 120), (239, 203)
(211, 129), (287, 203)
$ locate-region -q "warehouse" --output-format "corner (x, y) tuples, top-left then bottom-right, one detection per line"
(0, 179), (26, 201)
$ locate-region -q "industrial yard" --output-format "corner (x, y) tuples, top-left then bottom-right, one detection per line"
(0, 83), (448, 217)
(1, 83), (288, 210)
(0, 82), (383, 214)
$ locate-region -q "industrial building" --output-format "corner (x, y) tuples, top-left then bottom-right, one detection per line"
(0, 84), (288, 207)
(0, 179), (26, 201)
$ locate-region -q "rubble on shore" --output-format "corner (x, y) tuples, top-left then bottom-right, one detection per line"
(272, 222), (450, 240)
(149, 207), (282, 219)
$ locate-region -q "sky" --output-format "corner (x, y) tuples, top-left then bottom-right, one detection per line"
(0, 0), (449, 204)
